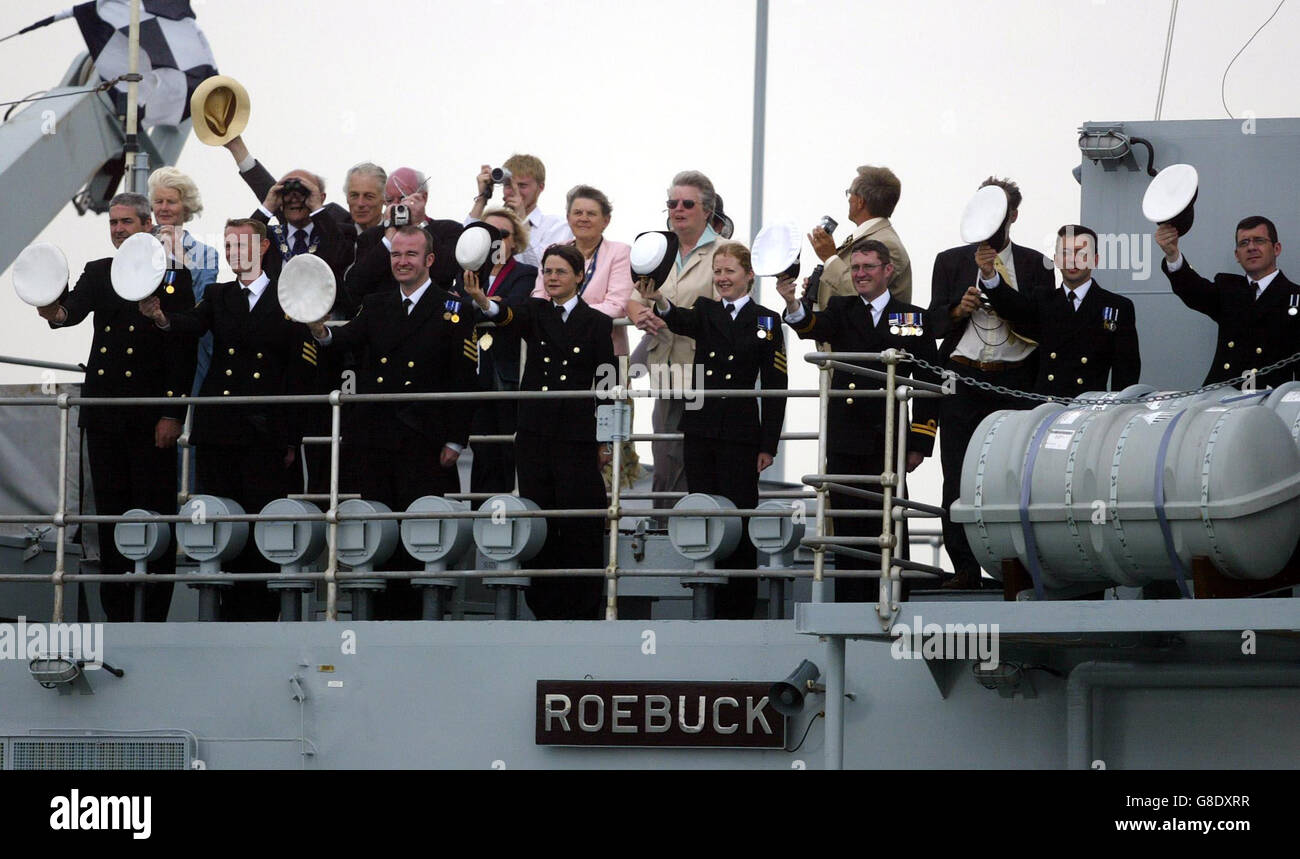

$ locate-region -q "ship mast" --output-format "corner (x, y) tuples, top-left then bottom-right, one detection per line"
(123, 0), (147, 193)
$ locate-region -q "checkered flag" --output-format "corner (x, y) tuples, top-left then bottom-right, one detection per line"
(72, 0), (217, 128)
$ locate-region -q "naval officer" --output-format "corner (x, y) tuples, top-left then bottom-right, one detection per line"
(38, 192), (196, 622)
(779, 239), (940, 602)
(141, 218), (317, 621)
(463, 243), (615, 621)
(309, 225), (479, 620)
(636, 240), (788, 619)
(1157, 216), (1300, 389)
(982, 225), (1141, 398)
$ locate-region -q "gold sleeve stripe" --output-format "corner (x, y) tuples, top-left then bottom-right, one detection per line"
(794, 314), (817, 334)
(910, 423), (937, 438)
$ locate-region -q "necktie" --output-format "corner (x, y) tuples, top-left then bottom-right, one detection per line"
(1252, 280), (1261, 300)
(241, 286), (252, 310)
(993, 255), (1012, 287)
(403, 298), (413, 315)
(554, 303), (566, 322)
(1067, 289), (1078, 311)
(292, 229), (308, 256)
(724, 302), (736, 317)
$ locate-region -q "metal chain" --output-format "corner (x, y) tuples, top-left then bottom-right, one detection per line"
(893, 350), (1300, 407)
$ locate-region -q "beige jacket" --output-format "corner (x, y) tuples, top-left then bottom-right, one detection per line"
(635, 237), (720, 371)
(815, 216), (912, 308)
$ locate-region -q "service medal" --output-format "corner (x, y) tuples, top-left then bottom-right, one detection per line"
(890, 325), (900, 335)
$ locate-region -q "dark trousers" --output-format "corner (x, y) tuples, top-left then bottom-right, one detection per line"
(197, 441), (294, 621)
(515, 431), (605, 620)
(344, 435), (461, 620)
(469, 382), (519, 497)
(683, 435), (759, 619)
(939, 360), (1035, 580)
(826, 449), (912, 602)
(85, 428), (177, 622)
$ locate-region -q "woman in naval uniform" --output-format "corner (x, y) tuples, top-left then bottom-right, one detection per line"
(635, 241), (789, 619)
(463, 244), (616, 621)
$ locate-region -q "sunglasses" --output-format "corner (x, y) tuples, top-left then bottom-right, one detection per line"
(665, 199), (697, 210)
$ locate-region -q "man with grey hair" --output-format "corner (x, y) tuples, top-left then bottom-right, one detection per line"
(809, 164), (912, 307)
(222, 134), (353, 229)
(36, 192), (197, 621)
(344, 166), (466, 307)
(631, 169), (724, 511)
(342, 161), (388, 234)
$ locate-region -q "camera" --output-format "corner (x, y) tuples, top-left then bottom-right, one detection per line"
(816, 216), (838, 236)
(490, 166), (512, 184)
(281, 177), (310, 199)
(388, 203), (411, 229)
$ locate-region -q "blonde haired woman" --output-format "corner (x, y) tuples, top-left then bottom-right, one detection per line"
(148, 166), (219, 395)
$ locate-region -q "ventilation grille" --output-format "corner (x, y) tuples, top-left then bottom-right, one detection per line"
(7, 737), (188, 770)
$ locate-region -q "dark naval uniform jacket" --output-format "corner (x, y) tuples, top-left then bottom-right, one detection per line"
(1164, 258), (1300, 388)
(928, 241), (1056, 360)
(491, 296), (616, 442)
(323, 285), (479, 451)
(343, 222), (466, 310)
(164, 278), (317, 449)
(455, 260), (538, 388)
(984, 277), (1141, 398)
(659, 296), (788, 456)
(789, 293), (941, 456)
(54, 259), (196, 431)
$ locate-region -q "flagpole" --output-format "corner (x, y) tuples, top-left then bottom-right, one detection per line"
(0, 10), (75, 45)
(124, 0), (145, 193)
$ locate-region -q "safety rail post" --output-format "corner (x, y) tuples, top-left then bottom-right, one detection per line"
(604, 356), (630, 620)
(178, 403), (194, 505)
(324, 391), (342, 621)
(811, 358), (831, 603)
(50, 394), (71, 623)
(893, 383), (912, 612)
(876, 351), (899, 628)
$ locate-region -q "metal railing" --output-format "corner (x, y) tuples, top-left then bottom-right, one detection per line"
(0, 348), (946, 624)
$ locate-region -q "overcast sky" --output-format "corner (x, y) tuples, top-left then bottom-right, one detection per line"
(1, 0), (1297, 504)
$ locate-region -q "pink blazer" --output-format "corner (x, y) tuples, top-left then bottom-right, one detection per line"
(533, 238), (634, 355)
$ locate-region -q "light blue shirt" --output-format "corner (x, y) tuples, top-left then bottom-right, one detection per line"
(182, 231), (220, 397)
(677, 225), (718, 272)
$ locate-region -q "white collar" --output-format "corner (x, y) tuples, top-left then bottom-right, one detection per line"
(863, 290), (891, 319)
(239, 272), (271, 303)
(1061, 278), (1093, 304)
(720, 294), (751, 315)
(553, 293), (580, 317)
(1251, 269), (1281, 292)
(289, 221), (314, 238)
(401, 279), (433, 306)
(851, 216), (885, 240)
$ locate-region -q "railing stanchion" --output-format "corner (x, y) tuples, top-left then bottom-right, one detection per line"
(877, 352), (898, 628)
(604, 357), (629, 621)
(51, 394), (70, 624)
(179, 403), (194, 505)
(811, 359), (830, 603)
(325, 391), (341, 621)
